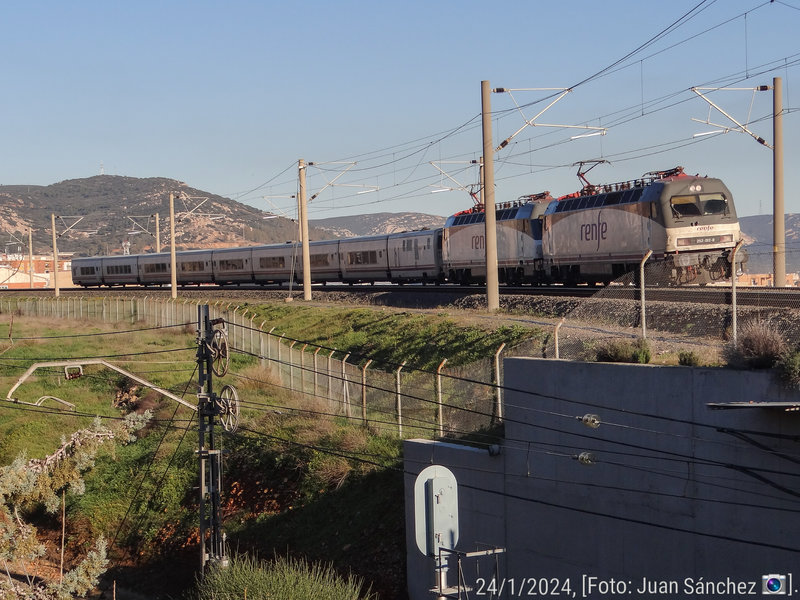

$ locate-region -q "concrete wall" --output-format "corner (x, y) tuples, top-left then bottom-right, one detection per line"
(405, 360), (800, 599)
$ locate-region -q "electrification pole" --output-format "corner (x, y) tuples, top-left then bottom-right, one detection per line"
(28, 227), (34, 289)
(481, 81), (500, 311)
(169, 193), (177, 299)
(155, 212), (161, 253)
(773, 76), (785, 288)
(51, 214), (59, 297)
(298, 159), (312, 300)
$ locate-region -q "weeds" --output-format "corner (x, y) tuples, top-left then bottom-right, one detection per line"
(193, 553), (376, 600)
(723, 320), (786, 369)
(594, 337), (651, 364)
(678, 350), (701, 366)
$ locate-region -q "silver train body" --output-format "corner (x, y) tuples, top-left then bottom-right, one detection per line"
(72, 169), (744, 288)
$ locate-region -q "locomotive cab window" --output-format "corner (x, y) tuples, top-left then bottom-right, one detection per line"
(669, 195), (702, 217)
(700, 194), (728, 215)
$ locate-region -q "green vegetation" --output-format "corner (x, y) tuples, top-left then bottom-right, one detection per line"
(775, 347), (800, 390)
(193, 554), (376, 600)
(0, 304), (537, 599)
(678, 350), (702, 367)
(722, 320), (787, 369)
(227, 303), (538, 369)
(594, 337), (651, 364)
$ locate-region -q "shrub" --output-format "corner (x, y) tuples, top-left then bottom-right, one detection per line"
(678, 350), (701, 366)
(774, 348), (800, 390)
(595, 338), (650, 364)
(723, 320), (786, 369)
(194, 553), (375, 600)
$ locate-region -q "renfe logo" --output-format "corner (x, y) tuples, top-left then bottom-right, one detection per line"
(580, 212), (608, 251)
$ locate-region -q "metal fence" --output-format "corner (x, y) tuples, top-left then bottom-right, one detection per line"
(2, 266), (799, 437)
(0, 296), (505, 439)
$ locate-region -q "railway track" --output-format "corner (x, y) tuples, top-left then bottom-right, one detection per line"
(3, 284), (800, 309)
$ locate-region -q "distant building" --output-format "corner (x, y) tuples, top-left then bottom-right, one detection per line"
(0, 253), (73, 288)
(735, 272), (800, 287)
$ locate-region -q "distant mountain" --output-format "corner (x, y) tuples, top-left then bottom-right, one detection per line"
(739, 214), (800, 274)
(0, 176), (331, 256)
(310, 212), (445, 238)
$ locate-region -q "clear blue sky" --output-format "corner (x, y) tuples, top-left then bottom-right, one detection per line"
(2, 0), (798, 219)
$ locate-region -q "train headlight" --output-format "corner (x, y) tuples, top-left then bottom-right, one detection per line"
(720, 234), (733, 243)
(677, 238), (691, 247)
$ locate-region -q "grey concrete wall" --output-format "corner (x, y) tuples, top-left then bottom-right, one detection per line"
(405, 361), (800, 599)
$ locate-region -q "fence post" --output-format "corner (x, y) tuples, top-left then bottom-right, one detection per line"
(494, 343), (506, 423)
(639, 250), (653, 339)
(267, 327), (276, 361)
(278, 333), (286, 382)
(327, 350), (336, 405)
(250, 315), (256, 355)
(554, 317), (565, 359)
(301, 344), (308, 394)
(289, 340), (297, 391)
(731, 240), (745, 344)
(361, 359), (373, 425)
(436, 358), (448, 438)
(314, 347), (321, 397)
(396, 361), (407, 437)
(342, 353), (351, 417)
(259, 321), (267, 366)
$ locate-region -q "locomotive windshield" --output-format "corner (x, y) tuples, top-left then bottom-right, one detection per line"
(669, 193), (729, 218)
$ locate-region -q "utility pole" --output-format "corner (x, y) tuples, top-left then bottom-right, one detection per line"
(155, 212), (161, 253)
(28, 227), (34, 289)
(298, 159), (312, 301)
(773, 76), (785, 288)
(51, 214), (59, 298)
(481, 81), (500, 311)
(196, 305), (228, 571)
(169, 193), (177, 299)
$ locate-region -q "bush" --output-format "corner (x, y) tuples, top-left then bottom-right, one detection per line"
(595, 338), (651, 364)
(723, 320), (786, 369)
(775, 349), (800, 390)
(678, 350), (701, 366)
(193, 553), (375, 600)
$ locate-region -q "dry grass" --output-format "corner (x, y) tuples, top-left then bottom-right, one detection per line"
(723, 319), (787, 369)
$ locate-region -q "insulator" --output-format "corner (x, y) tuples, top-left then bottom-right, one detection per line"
(577, 452), (596, 465)
(580, 413), (601, 429)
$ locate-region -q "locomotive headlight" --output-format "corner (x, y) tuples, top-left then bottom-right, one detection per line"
(688, 184), (703, 192)
(720, 234), (733, 243)
(677, 238), (692, 247)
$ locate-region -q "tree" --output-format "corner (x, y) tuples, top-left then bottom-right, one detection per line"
(0, 413), (150, 600)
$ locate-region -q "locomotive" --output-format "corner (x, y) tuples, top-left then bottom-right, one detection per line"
(71, 167), (745, 288)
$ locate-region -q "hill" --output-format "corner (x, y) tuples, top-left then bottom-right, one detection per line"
(738, 214), (800, 274)
(310, 212), (445, 238)
(0, 176), (331, 257)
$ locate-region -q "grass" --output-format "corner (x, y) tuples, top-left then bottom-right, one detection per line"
(223, 303), (539, 369)
(0, 302), (539, 599)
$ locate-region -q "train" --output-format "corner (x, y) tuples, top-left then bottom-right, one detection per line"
(71, 166), (746, 288)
